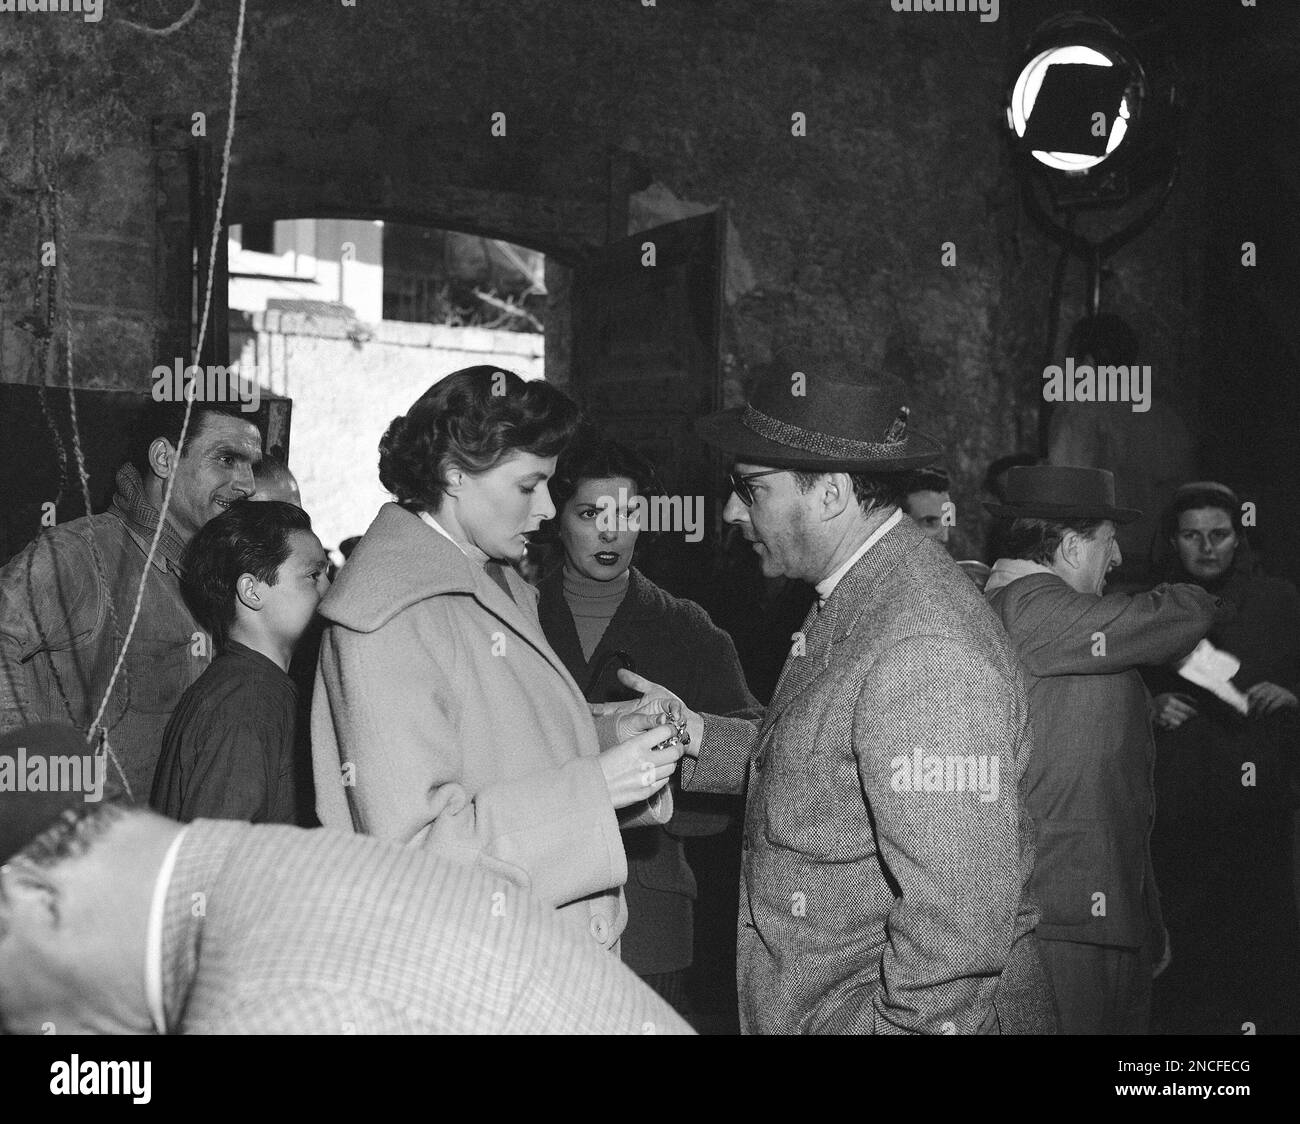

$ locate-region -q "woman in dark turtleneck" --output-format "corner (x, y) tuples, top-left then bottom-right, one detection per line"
(1142, 482), (1300, 1034)
(537, 437), (758, 1026)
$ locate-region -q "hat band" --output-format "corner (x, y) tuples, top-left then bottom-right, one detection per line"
(741, 405), (906, 460)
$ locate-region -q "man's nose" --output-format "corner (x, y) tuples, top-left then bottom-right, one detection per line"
(723, 492), (747, 524)
(234, 464), (256, 496)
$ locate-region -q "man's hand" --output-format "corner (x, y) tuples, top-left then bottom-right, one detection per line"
(599, 725), (683, 810)
(589, 670), (704, 756)
(1152, 692), (1199, 730)
(1246, 681), (1299, 716)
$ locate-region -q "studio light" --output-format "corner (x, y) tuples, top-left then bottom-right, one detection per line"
(1004, 8), (1180, 205)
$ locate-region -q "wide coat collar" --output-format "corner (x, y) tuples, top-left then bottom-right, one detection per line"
(321, 502), (571, 684)
(766, 514), (929, 722)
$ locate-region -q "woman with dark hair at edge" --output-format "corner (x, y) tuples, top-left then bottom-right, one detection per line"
(311, 367), (683, 959)
(1141, 481), (1300, 1034)
(536, 436), (759, 1027)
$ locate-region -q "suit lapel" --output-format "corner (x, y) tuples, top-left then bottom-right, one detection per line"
(763, 518), (923, 723)
(766, 598), (838, 722)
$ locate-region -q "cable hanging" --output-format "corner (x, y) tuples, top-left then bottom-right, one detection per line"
(86, 0), (249, 766)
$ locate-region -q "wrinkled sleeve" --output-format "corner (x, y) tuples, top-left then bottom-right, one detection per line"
(0, 531), (100, 732)
(1007, 581), (1218, 678)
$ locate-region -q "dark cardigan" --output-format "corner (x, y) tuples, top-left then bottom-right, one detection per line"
(538, 565), (758, 975)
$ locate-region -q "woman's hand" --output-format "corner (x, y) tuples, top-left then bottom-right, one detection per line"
(599, 725), (684, 810)
(1245, 681), (1299, 716)
(1152, 692), (1199, 730)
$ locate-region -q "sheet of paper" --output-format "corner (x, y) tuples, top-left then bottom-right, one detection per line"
(1177, 639), (1250, 716)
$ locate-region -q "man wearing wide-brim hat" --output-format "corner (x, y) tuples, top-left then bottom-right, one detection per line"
(598, 366), (1057, 1033)
(983, 465), (1227, 1034)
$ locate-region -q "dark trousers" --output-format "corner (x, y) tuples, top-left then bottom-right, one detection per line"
(1040, 939), (1152, 1034)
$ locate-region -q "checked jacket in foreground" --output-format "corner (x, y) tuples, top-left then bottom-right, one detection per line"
(682, 516), (1054, 1034)
(155, 819), (693, 1034)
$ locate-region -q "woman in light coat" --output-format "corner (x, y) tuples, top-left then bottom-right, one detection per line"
(312, 367), (680, 953)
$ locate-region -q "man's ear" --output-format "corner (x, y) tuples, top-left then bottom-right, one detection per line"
(234, 573), (263, 612)
(147, 437), (178, 483)
(1059, 530), (1083, 570)
(820, 473), (853, 520)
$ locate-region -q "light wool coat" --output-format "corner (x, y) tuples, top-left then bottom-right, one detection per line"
(313, 503), (667, 952)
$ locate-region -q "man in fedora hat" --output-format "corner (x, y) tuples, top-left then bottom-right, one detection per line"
(0, 722), (691, 1035)
(597, 366), (1056, 1034)
(984, 465), (1225, 1033)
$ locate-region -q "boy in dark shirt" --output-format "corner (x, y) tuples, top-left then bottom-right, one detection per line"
(150, 500), (330, 824)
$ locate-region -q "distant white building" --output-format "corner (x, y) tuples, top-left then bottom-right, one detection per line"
(230, 218), (385, 323)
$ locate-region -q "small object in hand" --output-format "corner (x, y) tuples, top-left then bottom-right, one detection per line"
(654, 716), (690, 752)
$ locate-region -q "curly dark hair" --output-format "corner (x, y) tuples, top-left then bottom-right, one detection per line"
(548, 434), (666, 515)
(378, 366), (581, 510)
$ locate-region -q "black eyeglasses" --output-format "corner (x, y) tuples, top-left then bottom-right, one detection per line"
(728, 469), (787, 507)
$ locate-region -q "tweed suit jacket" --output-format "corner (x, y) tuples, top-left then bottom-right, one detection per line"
(682, 516), (1050, 1034)
(159, 819), (693, 1034)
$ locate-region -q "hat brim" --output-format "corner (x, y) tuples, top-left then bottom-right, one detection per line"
(983, 501), (1143, 525)
(695, 407), (945, 473)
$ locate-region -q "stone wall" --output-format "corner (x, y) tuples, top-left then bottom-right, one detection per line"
(4, 0), (1291, 564)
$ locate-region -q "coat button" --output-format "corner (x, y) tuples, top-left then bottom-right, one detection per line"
(589, 915), (610, 943)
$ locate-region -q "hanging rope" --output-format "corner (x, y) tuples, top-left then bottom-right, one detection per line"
(86, 0), (248, 750)
(52, 183), (134, 794)
(32, 121), (71, 510)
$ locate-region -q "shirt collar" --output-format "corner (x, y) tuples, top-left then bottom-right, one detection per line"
(145, 826), (190, 1035)
(417, 510), (490, 567)
(814, 508), (903, 608)
(983, 557), (1059, 595)
(109, 463), (190, 574)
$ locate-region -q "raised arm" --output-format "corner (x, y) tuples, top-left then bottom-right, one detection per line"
(1003, 578), (1219, 678)
(0, 531), (100, 731)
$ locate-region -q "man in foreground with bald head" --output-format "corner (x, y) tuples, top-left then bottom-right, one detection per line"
(0, 723), (692, 1035)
